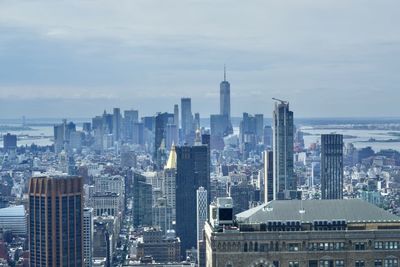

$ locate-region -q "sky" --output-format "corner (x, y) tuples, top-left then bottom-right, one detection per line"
(0, 0), (399, 119)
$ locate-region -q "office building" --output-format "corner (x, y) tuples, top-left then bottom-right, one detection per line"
(205, 198), (400, 267)
(133, 122), (144, 145)
(176, 141), (210, 253)
(133, 172), (153, 227)
(181, 98), (193, 144)
(210, 114), (230, 150)
(263, 125), (273, 147)
(123, 109), (139, 142)
(155, 112), (175, 169)
(220, 66), (231, 122)
(136, 228), (181, 263)
(228, 182), (256, 215)
(112, 108), (121, 142)
(164, 145), (177, 222)
(272, 100), (296, 200)
(255, 114), (264, 143)
(0, 205), (26, 235)
(3, 133), (17, 151)
(83, 208), (93, 267)
(29, 175), (83, 267)
(264, 150), (274, 203)
(152, 197), (173, 234)
(321, 134), (344, 199)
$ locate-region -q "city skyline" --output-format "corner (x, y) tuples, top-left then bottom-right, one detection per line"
(1, 1), (400, 118)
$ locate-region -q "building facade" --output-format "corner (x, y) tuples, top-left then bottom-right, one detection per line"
(272, 101), (295, 200)
(205, 199), (400, 267)
(321, 134), (344, 199)
(29, 175), (83, 267)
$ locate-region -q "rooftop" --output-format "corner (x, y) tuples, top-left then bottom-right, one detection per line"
(236, 199), (400, 224)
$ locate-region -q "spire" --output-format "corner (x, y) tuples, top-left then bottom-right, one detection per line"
(224, 64), (226, 81)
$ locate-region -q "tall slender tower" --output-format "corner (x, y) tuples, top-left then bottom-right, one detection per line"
(29, 175), (83, 267)
(321, 134), (344, 199)
(174, 104), (180, 143)
(83, 208), (93, 267)
(263, 150), (274, 203)
(272, 99), (295, 200)
(220, 66), (231, 121)
(181, 98), (193, 143)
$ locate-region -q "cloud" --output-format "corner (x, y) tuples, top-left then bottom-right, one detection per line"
(0, 0), (400, 118)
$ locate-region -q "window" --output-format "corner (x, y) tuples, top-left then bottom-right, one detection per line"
(335, 260), (344, 267)
(289, 262), (299, 267)
(375, 242), (383, 250)
(288, 243), (300, 251)
(320, 260), (334, 267)
(375, 260), (383, 267)
(355, 242), (366, 250)
(384, 259), (398, 267)
(309, 260), (318, 267)
(355, 261), (365, 267)
(273, 261), (280, 267)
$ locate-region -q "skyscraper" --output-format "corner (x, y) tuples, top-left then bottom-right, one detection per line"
(112, 108), (121, 142)
(176, 141), (210, 254)
(321, 134), (344, 199)
(154, 112), (174, 169)
(174, 104), (180, 143)
(196, 187), (208, 243)
(83, 208), (93, 267)
(29, 175), (83, 267)
(3, 133), (17, 151)
(181, 97), (193, 144)
(263, 150), (274, 203)
(220, 66), (231, 121)
(272, 100), (295, 200)
(132, 172), (153, 228)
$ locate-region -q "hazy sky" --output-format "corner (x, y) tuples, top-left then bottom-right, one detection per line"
(0, 0), (399, 119)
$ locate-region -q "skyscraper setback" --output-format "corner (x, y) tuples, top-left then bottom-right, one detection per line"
(321, 134), (344, 199)
(29, 175), (83, 267)
(272, 99), (296, 200)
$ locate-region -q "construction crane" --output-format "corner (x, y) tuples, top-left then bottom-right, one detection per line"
(272, 97), (288, 105)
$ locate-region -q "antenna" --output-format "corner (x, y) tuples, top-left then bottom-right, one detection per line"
(272, 97), (288, 105)
(224, 64), (226, 81)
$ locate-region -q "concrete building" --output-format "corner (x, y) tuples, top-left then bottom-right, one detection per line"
(29, 175), (83, 267)
(83, 208), (93, 267)
(136, 228), (181, 263)
(321, 134), (344, 199)
(205, 199), (400, 267)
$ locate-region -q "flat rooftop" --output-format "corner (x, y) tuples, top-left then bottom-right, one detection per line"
(236, 199), (400, 224)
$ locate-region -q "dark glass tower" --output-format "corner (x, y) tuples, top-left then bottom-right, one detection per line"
(175, 141), (210, 254)
(321, 134), (344, 199)
(29, 175), (83, 267)
(181, 97), (193, 144)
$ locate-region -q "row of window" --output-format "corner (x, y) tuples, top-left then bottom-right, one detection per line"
(375, 242), (399, 250)
(226, 259), (398, 267)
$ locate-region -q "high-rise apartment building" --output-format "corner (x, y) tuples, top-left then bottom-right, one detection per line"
(83, 208), (93, 267)
(176, 141), (210, 254)
(29, 175), (83, 267)
(272, 100), (296, 200)
(321, 134), (344, 199)
(264, 150), (274, 203)
(196, 187), (208, 243)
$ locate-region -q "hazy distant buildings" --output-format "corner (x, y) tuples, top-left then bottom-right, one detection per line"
(321, 134), (344, 199)
(154, 112), (174, 169)
(3, 133), (17, 151)
(181, 98), (193, 144)
(220, 66), (231, 122)
(29, 175), (83, 267)
(263, 125), (273, 148)
(112, 108), (121, 142)
(272, 100), (296, 200)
